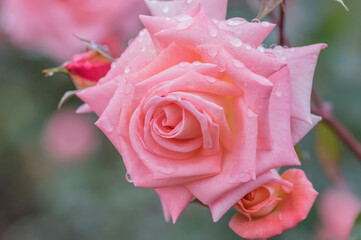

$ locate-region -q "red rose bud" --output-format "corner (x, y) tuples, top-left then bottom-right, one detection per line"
(65, 50), (112, 90)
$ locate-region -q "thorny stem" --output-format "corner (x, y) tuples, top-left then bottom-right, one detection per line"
(279, 1), (361, 163)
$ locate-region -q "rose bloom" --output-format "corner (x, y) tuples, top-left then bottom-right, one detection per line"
(42, 109), (100, 162)
(229, 169), (318, 239)
(0, 0), (148, 61)
(76, 0), (325, 222)
(315, 185), (361, 240)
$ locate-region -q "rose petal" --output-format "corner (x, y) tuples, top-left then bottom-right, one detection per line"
(229, 169), (318, 240)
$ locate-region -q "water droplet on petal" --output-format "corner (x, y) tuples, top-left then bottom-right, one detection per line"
(229, 37), (243, 47)
(177, 19), (194, 30)
(226, 19), (244, 26)
(176, 15), (192, 22)
(205, 76), (216, 83)
(233, 59), (245, 68)
(251, 18), (260, 23)
(245, 44), (252, 50)
(179, 62), (189, 67)
(102, 117), (113, 132)
(261, 21), (270, 27)
(275, 86), (282, 97)
(125, 172), (133, 183)
(192, 61), (201, 65)
(247, 109), (255, 118)
(128, 38), (134, 46)
(272, 61), (282, 70)
(208, 25), (218, 37)
(187, 80), (195, 88)
(158, 164), (176, 174)
(187, 0), (192, 4)
(257, 46), (265, 53)
(163, 6), (169, 13)
(270, 44), (277, 49)
(141, 46), (147, 52)
(207, 47), (218, 57)
(124, 66), (131, 74)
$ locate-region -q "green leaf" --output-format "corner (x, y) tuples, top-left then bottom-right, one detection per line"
(350, 213), (361, 240)
(73, 35), (114, 61)
(316, 122), (342, 180)
(57, 90), (80, 110)
(334, 0), (350, 12)
(256, 0), (283, 20)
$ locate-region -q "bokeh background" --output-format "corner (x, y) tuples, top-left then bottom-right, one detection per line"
(0, 0), (360, 239)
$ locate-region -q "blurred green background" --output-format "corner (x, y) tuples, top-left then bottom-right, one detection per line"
(0, 0), (360, 239)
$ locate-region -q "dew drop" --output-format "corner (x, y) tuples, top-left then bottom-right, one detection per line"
(275, 86), (282, 97)
(251, 18), (260, 23)
(177, 19), (194, 30)
(205, 76), (216, 83)
(141, 46), (147, 52)
(207, 47), (218, 57)
(229, 37), (243, 47)
(111, 62), (116, 69)
(192, 61), (201, 65)
(188, 80), (195, 88)
(125, 172), (133, 183)
(158, 164), (176, 175)
(245, 44), (252, 50)
(261, 21), (270, 27)
(187, 0), (192, 4)
(179, 62), (189, 67)
(257, 46), (265, 53)
(270, 44), (277, 49)
(102, 117), (113, 132)
(208, 25), (218, 37)
(272, 61), (281, 70)
(247, 109), (254, 118)
(128, 38), (134, 46)
(226, 19), (243, 26)
(124, 66), (131, 74)
(176, 15), (192, 22)
(162, 6), (169, 13)
(279, 213), (283, 220)
(233, 59), (245, 68)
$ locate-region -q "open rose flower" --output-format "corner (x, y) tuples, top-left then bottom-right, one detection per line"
(76, 0), (325, 222)
(229, 169), (318, 239)
(0, 0), (147, 61)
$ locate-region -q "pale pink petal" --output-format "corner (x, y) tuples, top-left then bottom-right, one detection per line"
(266, 44), (327, 124)
(292, 114), (322, 145)
(214, 18), (275, 47)
(76, 79), (117, 116)
(155, 186), (194, 223)
(145, 0), (227, 20)
(209, 170), (279, 222)
(186, 97), (258, 205)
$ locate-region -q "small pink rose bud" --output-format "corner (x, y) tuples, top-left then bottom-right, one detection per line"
(65, 50), (112, 90)
(229, 169), (318, 239)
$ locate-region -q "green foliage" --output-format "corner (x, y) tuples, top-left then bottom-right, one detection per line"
(350, 213), (361, 240)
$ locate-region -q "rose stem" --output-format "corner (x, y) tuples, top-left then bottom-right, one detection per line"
(278, 1), (361, 162)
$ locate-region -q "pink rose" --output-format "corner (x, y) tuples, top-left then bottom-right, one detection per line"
(229, 169), (318, 239)
(76, 0), (325, 222)
(0, 0), (148, 61)
(315, 185), (361, 240)
(65, 50), (112, 90)
(42, 108), (100, 162)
